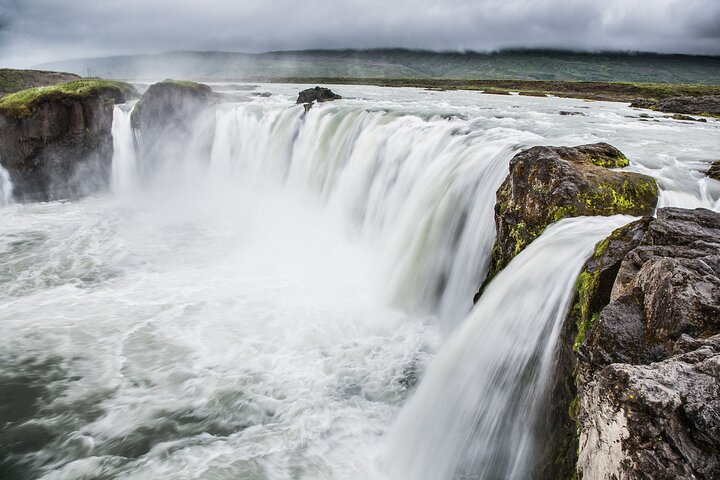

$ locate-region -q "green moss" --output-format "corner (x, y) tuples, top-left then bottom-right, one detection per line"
(0, 80), (135, 119)
(577, 178), (658, 216)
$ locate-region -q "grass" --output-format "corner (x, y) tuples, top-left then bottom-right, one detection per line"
(260, 77), (720, 102)
(0, 80), (136, 118)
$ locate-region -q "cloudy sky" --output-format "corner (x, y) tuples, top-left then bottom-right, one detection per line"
(1, 0), (719, 67)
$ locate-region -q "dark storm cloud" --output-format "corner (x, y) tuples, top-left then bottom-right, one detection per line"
(1, 0), (719, 67)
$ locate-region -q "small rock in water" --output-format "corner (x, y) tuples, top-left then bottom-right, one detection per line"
(559, 111), (585, 116)
(296, 86), (342, 107)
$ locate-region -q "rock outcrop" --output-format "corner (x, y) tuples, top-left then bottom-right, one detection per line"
(296, 86), (342, 107)
(557, 208), (720, 479)
(631, 95), (720, 118)
(482, 143), (658, 292)
(130, 80), (215, 173)
(706, 160), (720, 181)
(0, 80), (137, 201)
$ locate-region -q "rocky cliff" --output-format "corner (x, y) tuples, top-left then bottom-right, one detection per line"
(553, 208), (720, 479)
(479, 143), (658, 298)
(130, 79), (215, 174)
(0, 80), (137, 201)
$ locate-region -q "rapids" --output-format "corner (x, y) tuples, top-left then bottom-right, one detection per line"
(1, 83), (719, 479)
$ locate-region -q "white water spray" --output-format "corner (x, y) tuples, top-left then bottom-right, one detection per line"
(0, 162), (13, 207)
(111, 103), (139, 192)
(383, 215), (634, 480)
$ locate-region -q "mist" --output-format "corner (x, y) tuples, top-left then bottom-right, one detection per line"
(1, 0), (719, 68)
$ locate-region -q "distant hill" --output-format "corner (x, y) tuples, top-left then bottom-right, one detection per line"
(35, 49), (720, 85)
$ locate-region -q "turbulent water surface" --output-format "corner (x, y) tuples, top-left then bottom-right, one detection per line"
(1, 84), (719, 479)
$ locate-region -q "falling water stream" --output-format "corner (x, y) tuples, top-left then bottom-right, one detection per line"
(1, 84), (719, 479)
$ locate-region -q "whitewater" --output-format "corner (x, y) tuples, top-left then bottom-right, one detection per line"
(1, 83), (719, 479)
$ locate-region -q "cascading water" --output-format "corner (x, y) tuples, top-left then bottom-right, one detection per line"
(381, 215), (634, 479)
(111, 103), (139, 192)
(0, 162), (13, 207)
(1, 84), (719, 479)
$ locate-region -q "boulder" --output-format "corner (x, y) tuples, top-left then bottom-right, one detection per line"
(296, 86), (342, 106)
(0, 80), (137, 201)
(130, 80), (215, 172)
(557, 207), (720, 479)
(706, 160), (720, 181)
(482, 143), (658, 290)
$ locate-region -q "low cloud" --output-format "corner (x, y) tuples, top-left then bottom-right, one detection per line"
(1, 0), (718, 67)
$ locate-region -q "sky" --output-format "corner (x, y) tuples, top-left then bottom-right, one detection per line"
(1, 0), (719, 67)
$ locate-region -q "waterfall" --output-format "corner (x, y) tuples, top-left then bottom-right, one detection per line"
(207, 104), (537, 332)
(382, 215), (633, 480)
(0, 162), (13, 207)
(111, 103), (139, 192)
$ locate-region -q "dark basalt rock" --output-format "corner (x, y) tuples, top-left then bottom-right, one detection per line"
(479, 143), (658, 296)
(0, 81), (136, 201)
(296, 86), (342, 106)
(707, 160), (720, 181)
(631, 95), (720, 117)
(130, 79), (215, 172)
(553, 207), (720, 479)
(559, 110), (585, 116)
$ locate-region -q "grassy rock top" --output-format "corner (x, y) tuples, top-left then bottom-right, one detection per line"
(481, 143), (658, 292)
(0, 79), (137, 119)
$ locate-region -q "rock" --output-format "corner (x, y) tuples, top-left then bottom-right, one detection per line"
(0, 80), (137, 201)
(631, 95), (720, 118)
(558, 207), (720, 479)
(296, 86), (342, 106)
(671, 113), (707, 122)
(482, 143), (658, 290)
(559, 111), (585, 116)
(130, 79), (215, 171)
(707, 160), (720, 181)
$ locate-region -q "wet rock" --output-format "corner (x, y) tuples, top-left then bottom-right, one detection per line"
(670, 113), (707, 122)
(131, 79), (215, 171)
(631, 95), (720, 118)
(482, 143), (658, 290)
(296, 86), (342, 106)
(561, 207), (720, 479)
(559, 110), (585, 116)
(707, 160), (720, 181)
(0, 80), (137, 201)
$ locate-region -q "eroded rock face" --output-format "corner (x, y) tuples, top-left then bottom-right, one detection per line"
(296, 86), (342, 106)
(131, 80), (215, 172)
(484, 143), (658, 287)
(0, 84), (136, 201)
(565, 207), (720, 479)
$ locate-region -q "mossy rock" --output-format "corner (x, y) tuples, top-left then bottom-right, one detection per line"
(130, 79), (213, 132)
(480, 143), (658, 292)
(705, 161), (720, 181)
(0, 80), (137, 119)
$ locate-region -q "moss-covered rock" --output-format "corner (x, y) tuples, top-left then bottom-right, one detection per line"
(130, 79), (215, 172)
(0, 80), (136, 119)
(482, 143), (658, 292)
(0, 79), (138, 201)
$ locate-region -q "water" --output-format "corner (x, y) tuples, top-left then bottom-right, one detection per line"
(0, 162), (13, 206)
(111, 103), (139, 193)
(1, 84), (719, 479)
(382, 215), (633, 479)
